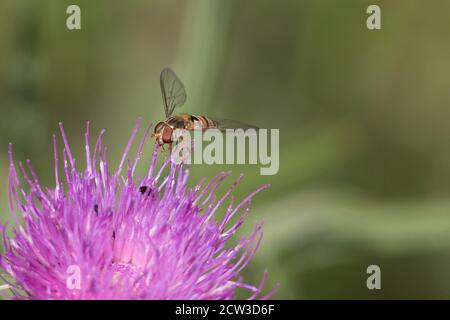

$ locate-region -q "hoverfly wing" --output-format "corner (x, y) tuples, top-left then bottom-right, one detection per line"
(160, 68), (187, 117)
(209, 118), (259, 131)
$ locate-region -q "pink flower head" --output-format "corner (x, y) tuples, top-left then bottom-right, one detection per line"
(0, 119), (278, 299)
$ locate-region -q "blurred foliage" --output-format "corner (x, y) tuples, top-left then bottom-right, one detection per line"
(2, 0), (450, 299)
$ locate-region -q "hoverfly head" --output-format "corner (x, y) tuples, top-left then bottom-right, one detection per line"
(154, 121), (173, 146)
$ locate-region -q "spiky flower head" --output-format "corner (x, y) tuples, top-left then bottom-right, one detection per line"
(0, 119), (278, 299)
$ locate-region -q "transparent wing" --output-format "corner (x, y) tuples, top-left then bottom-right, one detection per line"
(160, 68), (187, 117)
(209, 118), (259, 131)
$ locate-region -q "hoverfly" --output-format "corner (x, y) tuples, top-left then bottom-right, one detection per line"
(154, 68), (258, 151)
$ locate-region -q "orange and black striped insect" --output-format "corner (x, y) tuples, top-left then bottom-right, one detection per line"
(154, 68), (257, 150)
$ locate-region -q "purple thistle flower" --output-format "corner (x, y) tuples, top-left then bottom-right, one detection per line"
(0, 119), (278, 300)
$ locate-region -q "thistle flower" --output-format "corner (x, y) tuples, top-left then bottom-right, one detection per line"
(0, 119), (278, 300)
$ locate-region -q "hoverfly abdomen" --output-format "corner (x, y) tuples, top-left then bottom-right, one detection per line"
(191, 115), (217, 130)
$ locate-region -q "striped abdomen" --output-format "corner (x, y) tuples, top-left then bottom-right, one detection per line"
(165, 114), (217, 130)
(190, 115), (217, 129)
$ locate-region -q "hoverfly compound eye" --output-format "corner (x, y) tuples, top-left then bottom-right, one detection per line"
(162, 126), (173, 144)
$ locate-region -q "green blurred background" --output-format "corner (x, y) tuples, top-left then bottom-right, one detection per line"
(2, 0), (450, 299)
